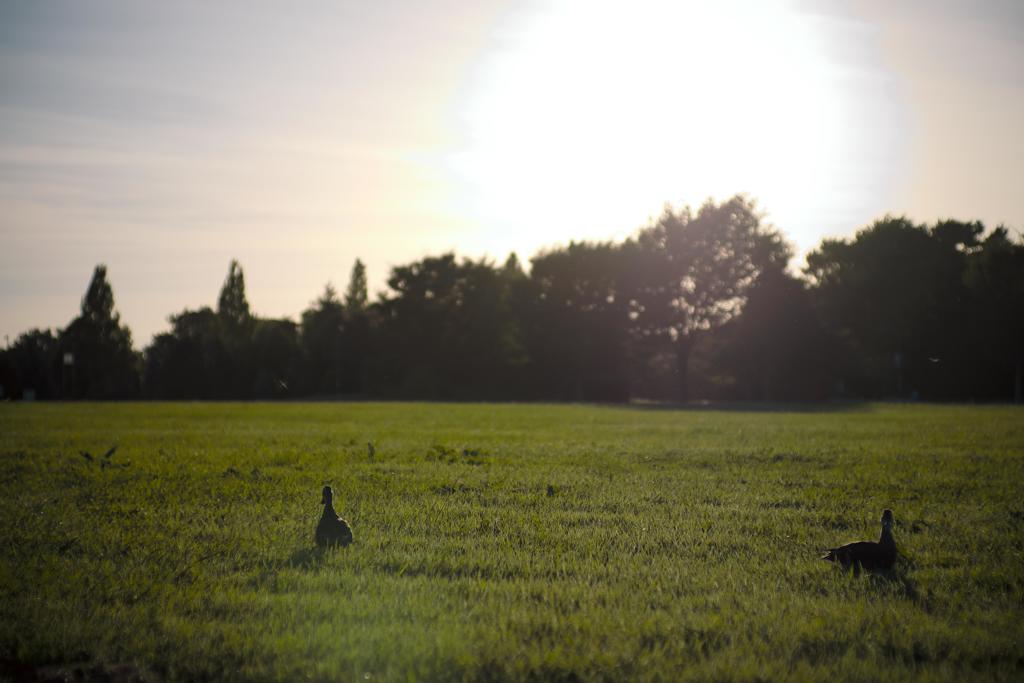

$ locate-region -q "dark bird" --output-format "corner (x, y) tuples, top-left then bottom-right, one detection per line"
(315, 486), (353, 547)
(822, 509), (897, 573)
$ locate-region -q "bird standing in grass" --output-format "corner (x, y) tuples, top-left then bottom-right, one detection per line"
(822, 508), (897, 573)
(316, 486), (353, 547)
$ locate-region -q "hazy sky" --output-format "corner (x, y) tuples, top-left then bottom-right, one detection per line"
(2, 0), (1022, 347)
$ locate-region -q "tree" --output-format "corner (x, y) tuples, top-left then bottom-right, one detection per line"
(0, 329), (61, 399)
(965, 227), (1024, 401)
(525, 242), (631, 400)
(215, 259), (257, 395)
(716, 265), (832, 401)
(143, 307), (228, 398)
(344, 259), (368, 313)
(218, 259), (252, 334)
(376, 254), (524, 398)
(59, 265), (139, 398)
(624, 195), (787, 400)
(145, 261), (259, 399)
(300, 284), (346, 394)
(805, 217), (978, 398)
(82, 266), (116, 323)
(251, 318), (300, 398)
(341, 259), (374, 394)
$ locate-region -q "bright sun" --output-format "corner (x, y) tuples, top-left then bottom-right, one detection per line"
(446, 0), (858, 259)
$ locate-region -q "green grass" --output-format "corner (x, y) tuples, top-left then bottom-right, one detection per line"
(1, 402), (1023, 682)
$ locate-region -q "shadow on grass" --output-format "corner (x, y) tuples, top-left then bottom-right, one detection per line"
(622, 399), (871, 414)
(829, 553), (920, 602)
(286, 542), (357, 570)
(288, 546), (327, 569)
(867, 564), (921, 602)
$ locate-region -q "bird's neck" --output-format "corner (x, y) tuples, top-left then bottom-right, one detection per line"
(322, 501), (337, 518)
(879, 526), (894, 546)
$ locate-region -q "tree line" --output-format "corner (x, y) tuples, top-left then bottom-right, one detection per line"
(2, 195), (1022, 403)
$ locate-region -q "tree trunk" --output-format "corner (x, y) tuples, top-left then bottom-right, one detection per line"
(674, 334), (695, 403)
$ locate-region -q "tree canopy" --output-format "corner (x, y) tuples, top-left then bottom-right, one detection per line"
(55, 265), (139, 399)
(218, 259), (252, 332)
(624, 196), (789, 398)
(2, 198), (1021, 403)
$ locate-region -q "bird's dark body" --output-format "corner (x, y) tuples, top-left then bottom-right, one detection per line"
(316, 486), (353, 547)
(822, 539), (896, 571)
(822, 509), (897, 573)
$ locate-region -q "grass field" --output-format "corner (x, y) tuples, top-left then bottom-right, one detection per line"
(1, 402), (1023, 682)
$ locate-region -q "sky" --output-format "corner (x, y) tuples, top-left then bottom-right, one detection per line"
(1, 0), (1022, 347)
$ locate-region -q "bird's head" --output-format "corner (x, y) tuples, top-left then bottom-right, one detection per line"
(321, 486), (334, 506)
(880, 509), (894, 530)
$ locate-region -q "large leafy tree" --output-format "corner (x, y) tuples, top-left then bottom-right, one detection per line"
(144, 307), (228, 398)
(716, 265), (832, 401)
(805, 217), (979, 398)
(0, 329), (61, 399)
(251, 318), (300, 398)
(59, 265), (139, 398)
(300, 260), (374, 396)
(965, 227), (1024, 401)
(524, 241), (631, 400)
(624, 195), (787, 400)
(377, 253), (524, 398)
(300, 283), (346, 394)
(145, 260), (263, 398)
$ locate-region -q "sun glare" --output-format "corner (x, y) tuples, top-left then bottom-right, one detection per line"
(447, 0), (852, 258)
